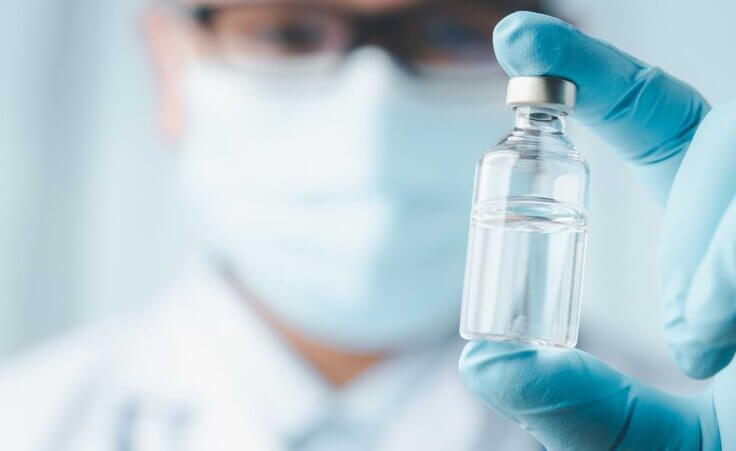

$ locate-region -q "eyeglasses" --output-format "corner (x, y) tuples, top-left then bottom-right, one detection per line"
(185, 1), (540, 77)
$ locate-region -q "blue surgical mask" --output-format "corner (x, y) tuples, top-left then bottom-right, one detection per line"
(178, 48), (508, 352)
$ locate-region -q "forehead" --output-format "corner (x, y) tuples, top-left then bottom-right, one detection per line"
(184, 0), (429, 12)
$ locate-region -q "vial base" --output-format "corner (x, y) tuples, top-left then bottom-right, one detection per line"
(458, 330), (573, 348)
(460, 197), (587, 348)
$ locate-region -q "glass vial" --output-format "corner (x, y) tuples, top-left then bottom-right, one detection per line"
(459, 76), (589, 347)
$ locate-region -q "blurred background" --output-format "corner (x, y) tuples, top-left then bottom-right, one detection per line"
(2, 0), (735, 394)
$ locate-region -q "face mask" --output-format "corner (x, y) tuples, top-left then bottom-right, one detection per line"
(178, 48), (508, 352)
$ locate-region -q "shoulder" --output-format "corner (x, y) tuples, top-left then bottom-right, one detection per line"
(0, 267), (222, 450)
(0, 270), (208, 394)
(0, 268), (226, 410)
(0, 299), (180, 451)
(0, 323), (107, 380)
(0, 322), (123, 450)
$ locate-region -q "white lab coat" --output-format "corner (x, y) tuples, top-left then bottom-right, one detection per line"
(0, 267), (541, 451)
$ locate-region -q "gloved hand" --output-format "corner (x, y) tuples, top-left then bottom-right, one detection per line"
(459, 11), (736, 450)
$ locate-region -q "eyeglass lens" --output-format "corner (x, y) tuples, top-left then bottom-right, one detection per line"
(194, 1), (531, 74)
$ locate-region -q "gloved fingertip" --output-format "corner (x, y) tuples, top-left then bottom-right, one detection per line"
(492, 11), (576, 78)
(459, 340), (544, 412)
(672, 346), (735, 379)
(459, 340), (536, 376)
(460, 339), (524, 360)
(458, 341), (488, 392)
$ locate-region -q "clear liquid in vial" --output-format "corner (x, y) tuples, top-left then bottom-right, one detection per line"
(460, 196), (587, 347)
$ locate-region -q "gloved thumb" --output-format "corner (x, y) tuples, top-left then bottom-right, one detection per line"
(492, 11), (709, 204)
(459, 340), (720, 450)
(659, 98), (736, 379)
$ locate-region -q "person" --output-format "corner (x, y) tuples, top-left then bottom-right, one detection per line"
(2, 3), (733, 451)
(1, 1), (546, 450)
(460, 11), (736, 450)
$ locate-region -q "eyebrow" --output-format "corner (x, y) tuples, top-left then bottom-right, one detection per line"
(183, 0), (536, 7)
(180, 0), (537, 9)
(182, 0), (425, 7)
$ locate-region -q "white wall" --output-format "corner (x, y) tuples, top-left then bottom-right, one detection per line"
(0, 0), (197, 359)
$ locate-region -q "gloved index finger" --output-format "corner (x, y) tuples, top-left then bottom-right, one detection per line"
(459, 340), (721, 450)
(493, 11), (710, 204)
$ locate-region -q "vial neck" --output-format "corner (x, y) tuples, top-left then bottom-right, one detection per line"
(514, 106), (566, 134)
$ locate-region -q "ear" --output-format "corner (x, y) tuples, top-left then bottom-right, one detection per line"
(141, 6), (197, 139)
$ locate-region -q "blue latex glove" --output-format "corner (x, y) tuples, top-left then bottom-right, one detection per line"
(459, 11), (736, 450)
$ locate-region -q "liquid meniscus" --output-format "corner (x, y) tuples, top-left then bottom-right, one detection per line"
(460, 197), (587, 347)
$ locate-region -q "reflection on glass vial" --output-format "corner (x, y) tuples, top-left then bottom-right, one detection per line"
(460, 76), (589, 348)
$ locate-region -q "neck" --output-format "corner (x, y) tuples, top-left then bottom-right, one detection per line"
(222, 268), (383, 387)
(275, 320), (384, 387)
(514, 105), (566, 134)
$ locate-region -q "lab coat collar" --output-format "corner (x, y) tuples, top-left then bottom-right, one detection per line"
(109, 263), (535, 450)
(150, 264), (464, 448)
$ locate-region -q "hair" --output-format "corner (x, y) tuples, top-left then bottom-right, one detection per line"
(153, 0), (549, 9)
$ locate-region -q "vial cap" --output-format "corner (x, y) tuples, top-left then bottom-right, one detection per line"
(506, 76), (577, 112)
